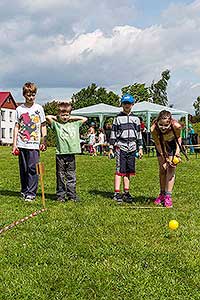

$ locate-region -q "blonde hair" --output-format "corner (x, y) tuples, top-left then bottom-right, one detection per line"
(23, 82), (37, 96)
(58, 101), (72, 114)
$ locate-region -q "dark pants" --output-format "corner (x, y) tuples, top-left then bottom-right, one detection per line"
(56, 154), (76, 200)
(18, 148), (39, 197)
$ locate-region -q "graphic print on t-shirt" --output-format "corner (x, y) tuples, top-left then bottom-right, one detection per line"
(19, 110), (41, 142)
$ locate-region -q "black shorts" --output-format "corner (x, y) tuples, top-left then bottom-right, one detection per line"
(115, 148), (136, 176)
(156, 139), (176, 157)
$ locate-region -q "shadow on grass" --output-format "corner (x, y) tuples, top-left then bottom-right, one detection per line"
(89, 189), (155, 204)
(0, 190), (20, 197)
(0, 190), (56, 201)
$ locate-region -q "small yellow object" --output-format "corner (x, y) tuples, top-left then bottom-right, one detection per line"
(172, 156), (180, 165)
(169, 220), (179, 230)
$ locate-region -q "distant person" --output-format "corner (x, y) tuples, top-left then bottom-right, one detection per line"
(188, 123), (195, 153)
(46, 102), (87, 202)
(104, 123), (112, 144)
(109, 94), (143, 204)
(180, 123), (187, 145)
(95, 128), (105, 155)
(139, 117), (147, 154)
(12, 82), (47, 202)
(87, 125), (97, 156)
(151, 110), (182, 208)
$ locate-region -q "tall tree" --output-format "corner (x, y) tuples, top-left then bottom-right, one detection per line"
(150, 69), (170, 106)
(71, 83), (120, 109)
(121, 83), (150, 103)
(193, 96), (200, 116)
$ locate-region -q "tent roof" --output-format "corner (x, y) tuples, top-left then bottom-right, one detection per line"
(72, 101), (188, 117)
(132, 101), (188, 115)
(72, 103), (120, 117)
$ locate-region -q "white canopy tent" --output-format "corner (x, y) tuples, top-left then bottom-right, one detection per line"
(71, 103), (121, 127)
(72, 101), (189, 131)
(132, 101), (189, 132)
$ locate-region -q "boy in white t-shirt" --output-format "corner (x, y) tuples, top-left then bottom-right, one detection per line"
(12, 82), (47, 202)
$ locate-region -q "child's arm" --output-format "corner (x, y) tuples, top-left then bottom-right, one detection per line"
(40, 122), (47, 151)
(69, 115), (87, 123)
(46, 115), (58, 125)
(12, 123), (19, 154)
(151, 124), (164, 157)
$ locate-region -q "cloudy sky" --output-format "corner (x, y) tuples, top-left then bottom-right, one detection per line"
(1, 0), (200, 113)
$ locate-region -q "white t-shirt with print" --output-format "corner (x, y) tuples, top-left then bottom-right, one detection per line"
(15, 103), (46, 149)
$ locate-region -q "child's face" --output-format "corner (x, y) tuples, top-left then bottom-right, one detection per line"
(24, 91), (36, 105)
(59, 111), (70, 123)
(122, 102), (133, 114)
(157, 118), (171, 133)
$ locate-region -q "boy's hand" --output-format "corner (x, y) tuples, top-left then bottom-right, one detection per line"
(40, 143), (47, 151)
(12, 147), (20, 156)
(40, 136), (47, 151)
(138, 148), (143, 159)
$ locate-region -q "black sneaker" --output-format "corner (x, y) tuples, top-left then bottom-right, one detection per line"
(123, 192), (134, 203)
(113, 193), (123, 203)
(69, 196), (80, 202)
(57, 197), (65, 202)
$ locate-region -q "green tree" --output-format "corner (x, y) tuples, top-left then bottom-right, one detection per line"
(71, 83), (120, 109)
(121, 83), (150, 103)
(193, 96), (200, 116)
(43, 100), (59, 147)
(150, 69), (170, 106)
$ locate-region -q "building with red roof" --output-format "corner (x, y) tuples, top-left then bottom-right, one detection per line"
(0, 92), (18, 145)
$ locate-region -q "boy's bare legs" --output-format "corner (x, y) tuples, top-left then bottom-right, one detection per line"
(113, 174), (123, 202)
(114, 174), (121, 191)
(123, 175), (130, 190)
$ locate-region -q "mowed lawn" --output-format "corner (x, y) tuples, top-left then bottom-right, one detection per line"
(1, 146), (200, 300)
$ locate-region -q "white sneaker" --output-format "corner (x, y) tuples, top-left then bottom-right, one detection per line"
(25, 195), (36, 202)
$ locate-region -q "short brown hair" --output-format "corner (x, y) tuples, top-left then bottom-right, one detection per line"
(23, 82), (37, 96)
(58, 101), (72, 114)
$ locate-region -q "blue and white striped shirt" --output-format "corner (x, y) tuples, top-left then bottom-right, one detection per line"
(109, 112), (143, 152)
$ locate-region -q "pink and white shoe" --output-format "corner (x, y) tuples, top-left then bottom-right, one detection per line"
(164, 195), (173, 208)
(154, 194), (165, 205)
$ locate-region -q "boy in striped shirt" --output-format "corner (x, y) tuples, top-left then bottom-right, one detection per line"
(109, 94), (143, 203)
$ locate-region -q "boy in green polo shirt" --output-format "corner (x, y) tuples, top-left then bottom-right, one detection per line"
(46, 102), (87, 202)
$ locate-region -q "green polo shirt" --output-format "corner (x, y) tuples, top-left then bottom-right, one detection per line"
(51, 120), (82, 154)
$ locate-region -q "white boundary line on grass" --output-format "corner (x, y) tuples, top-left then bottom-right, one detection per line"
(0, 208), (47, 235)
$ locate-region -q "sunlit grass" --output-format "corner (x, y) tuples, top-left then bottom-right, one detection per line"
(1, 146), (200, 300)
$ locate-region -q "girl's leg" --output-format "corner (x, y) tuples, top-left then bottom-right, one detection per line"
(154, 156), (166, 204)
(158, 156), (167, 193)
(165, 165), (176, 193)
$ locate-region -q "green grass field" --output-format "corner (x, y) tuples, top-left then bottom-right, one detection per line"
(1, 146), (200, 300)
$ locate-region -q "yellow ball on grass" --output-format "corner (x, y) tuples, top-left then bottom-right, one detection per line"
(169, 220), (179, 230)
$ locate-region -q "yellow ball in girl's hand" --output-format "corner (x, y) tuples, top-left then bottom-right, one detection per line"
(172, 156), (180, 165)
(169, 220), (179, 230)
